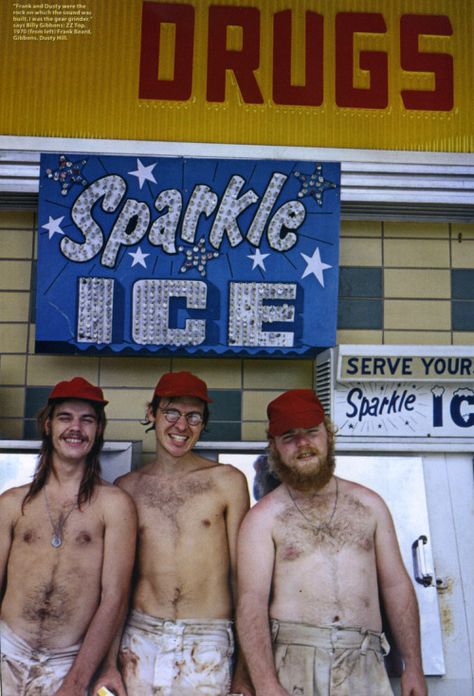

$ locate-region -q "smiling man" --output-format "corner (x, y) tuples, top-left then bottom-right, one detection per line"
(0, 376), (137, 695)
(94, 371), (251, 696)
(236, 389), (427, 696)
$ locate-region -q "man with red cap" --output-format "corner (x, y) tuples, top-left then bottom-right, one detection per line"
(94, 371), (251, 696)
(236, 389), (426, 696)
(0, 376), (137, 695)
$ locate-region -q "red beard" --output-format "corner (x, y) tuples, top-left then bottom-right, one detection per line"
(269, 445), (336, 492)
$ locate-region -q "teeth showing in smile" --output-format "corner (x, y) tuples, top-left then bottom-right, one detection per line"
(63, 437), (84, 444)
(170, 434), (187, 442)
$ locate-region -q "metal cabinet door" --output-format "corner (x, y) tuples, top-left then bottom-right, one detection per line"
(336, 455), (445, 676)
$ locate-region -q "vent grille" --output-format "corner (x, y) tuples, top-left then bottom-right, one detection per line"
(0, 152), (473, 221)
(315, 351), (334, 418)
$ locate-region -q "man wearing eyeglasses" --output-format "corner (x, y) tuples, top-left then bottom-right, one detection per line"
(94, 371), (251, 696)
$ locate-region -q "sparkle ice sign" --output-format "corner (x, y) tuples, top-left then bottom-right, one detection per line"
(36, 154), (340, 357)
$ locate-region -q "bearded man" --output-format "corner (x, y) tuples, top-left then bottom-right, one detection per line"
(236, 389), (427, 696)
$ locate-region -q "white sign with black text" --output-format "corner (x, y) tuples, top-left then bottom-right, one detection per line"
(334, 382), (474, 437)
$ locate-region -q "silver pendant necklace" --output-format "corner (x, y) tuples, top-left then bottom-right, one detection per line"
(286, 477), (339, 530)
(43, 487), (77, 548)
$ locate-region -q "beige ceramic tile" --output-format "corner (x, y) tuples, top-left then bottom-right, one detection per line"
(340, 221), (381, 238)
(339, 238), (382, 266)
(33, 228), (38, 260)
(0, 355), (27, 384)
(242, 390), (281, 421)
(27, 356), (99, 385)
(384, 221), (449, 238)
(0, 323), (28, 353)
(0, 387), (25, 417)
(173, 358), (242, 389)
(28, 323), (36, 353)
(453, 332), (474, 345)
(0, 293), (30, 322)
(0, 230), (34, 258)
(105, 420), (147, 443)
(384, 269), (451, 298)
(0, 418), (24, 438)
(104, 389), (150, 419)
(243, 359), (313, 389)
(100, 357), (171, 388)
(0, 261), (31, 290)
(336, 330), (383, 345)
(451, 223), (474, 240)
(384, 300), (451, 331)
(241, 421), (268, 441)
(384, 239), (449, 268)
(0, 211), (35, 230)
(384, 331), (452, 345)
(451, 239), (474, 268)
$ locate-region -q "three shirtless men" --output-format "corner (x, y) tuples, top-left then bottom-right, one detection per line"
(0, 375), (425, 696)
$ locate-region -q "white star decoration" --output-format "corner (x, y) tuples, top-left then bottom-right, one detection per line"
(128, 159), (157, 189)
(247, 248), (270, 271)
(300, 246), (332, 286)
(42, 216), (65, 239)
(129, 246), (150, 268)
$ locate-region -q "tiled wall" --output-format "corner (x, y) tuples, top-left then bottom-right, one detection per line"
(1, 211), (473, 456)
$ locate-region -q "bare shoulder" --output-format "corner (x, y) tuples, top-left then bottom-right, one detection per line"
(113, 468), (144, 495)
(0, 484), (28, 520)
(338, 476), (391, 517)
(213, 462), (248, 486)
(242, 484), (286, 529)
(96, 479), (137, 518)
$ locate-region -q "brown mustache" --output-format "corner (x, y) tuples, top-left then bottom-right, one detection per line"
(295, 447), (320, 457)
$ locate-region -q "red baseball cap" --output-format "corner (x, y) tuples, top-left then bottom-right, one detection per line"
(267, 389), (325, 437)
(48, 377), (108, 405)
(153, 371), (212, 403)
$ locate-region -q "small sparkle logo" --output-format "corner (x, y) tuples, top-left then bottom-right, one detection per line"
(294, 164), (337, 206)
(45, 155), (88, 196)
(178, 238), (219, 277)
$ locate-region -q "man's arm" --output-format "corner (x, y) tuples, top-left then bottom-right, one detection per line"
(54, 486), (137, 696)
(91, 476), (137, 696)
(0, 489), (18, 601)
(373, 494), (427, 696)
(236, 498), (289, 696)
(222, 467), (252, 695)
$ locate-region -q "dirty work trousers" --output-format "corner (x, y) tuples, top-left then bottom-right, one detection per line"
(271, 619), (394, 696)
(0, 619), (82, 695)
(120, 609), (234, 695)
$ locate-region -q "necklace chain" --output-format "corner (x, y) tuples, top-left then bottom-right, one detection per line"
(286, 477), (339, 530)
(43, 487), (77, 548)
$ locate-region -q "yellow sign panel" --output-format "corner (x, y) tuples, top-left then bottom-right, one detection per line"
(1, 0), (472, 151)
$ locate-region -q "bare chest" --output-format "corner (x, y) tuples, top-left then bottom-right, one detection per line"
(13, 508), (103, 553)
(134, 475), (226, 539)
(274, 495), (375, 563)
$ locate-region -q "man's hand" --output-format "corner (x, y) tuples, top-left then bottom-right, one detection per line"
(401, 666), (428, 696)
(90, 665), (128, 696)
(230, 654), (254, 695)
(53, 680), (88, 696)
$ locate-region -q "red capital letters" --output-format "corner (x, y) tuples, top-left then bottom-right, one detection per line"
(273, 10), (324, 106)
(336, 12), (388, 109)
(139, 2), (194, 101)
(400, 15), (453, 111)
(207, 6), (263, 103)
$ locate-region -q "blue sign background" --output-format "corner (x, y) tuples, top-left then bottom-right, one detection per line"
(36, 154), (340, 356)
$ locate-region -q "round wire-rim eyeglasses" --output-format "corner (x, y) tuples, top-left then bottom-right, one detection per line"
(159, 408), (204, 426)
